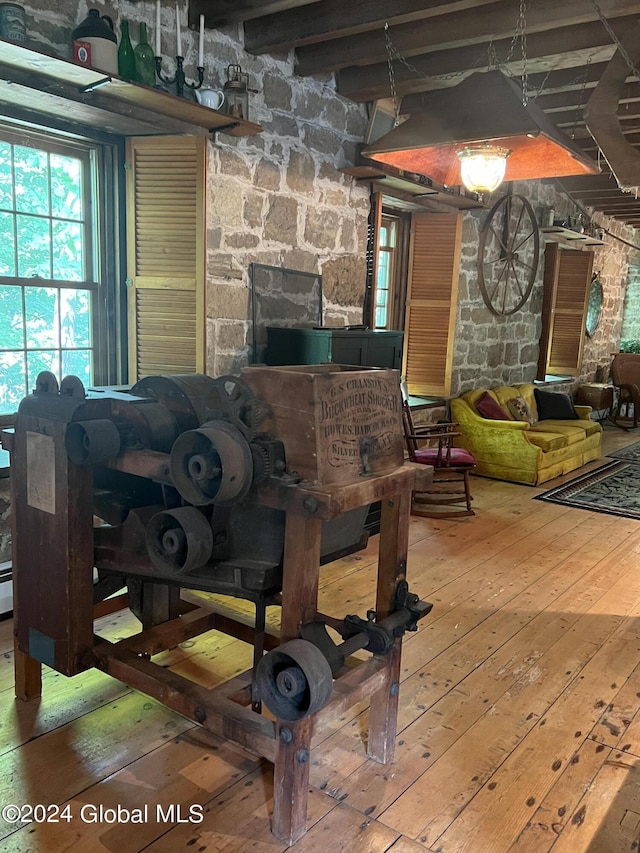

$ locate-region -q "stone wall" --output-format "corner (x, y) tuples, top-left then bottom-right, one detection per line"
(452, 179), (639, 396)
(16, 1), (370, 378)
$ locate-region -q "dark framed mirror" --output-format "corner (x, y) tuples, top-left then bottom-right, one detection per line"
(586, 273), (603, 337)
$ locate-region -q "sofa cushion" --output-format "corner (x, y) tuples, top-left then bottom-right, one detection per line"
(534, 388), (578, 420)
(536, 419), (601, 438)
(507, 396), (537, 424)
(529, 422), (586, 446)
(476, 391), (510, 420)
(494, 384), (538, 420)
(525, 431), (568, 452)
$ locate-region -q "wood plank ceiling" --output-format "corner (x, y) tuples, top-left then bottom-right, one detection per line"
(191, 0), (640, 228)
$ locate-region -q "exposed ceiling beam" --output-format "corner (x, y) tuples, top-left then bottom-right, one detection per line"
(555, 175), (619, 190)
(338, 17), (629, 102)
(190, 0), (318, 26)
(243, 0), (502, 55)
(534, 81), (640, 112)
(296, 0), (637, 76)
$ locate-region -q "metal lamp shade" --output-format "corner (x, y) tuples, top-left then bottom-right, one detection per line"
(363, 71), (599, 187)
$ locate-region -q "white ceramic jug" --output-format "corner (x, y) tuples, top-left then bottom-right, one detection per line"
(195, 88), (225, 110)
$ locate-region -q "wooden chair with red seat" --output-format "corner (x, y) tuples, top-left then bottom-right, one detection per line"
(401, 396), (476, 518)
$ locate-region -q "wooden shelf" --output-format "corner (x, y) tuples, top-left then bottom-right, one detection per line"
(0, 38), (263, 139)
(540, 226), (605, 247)
(340, 149), (486, 212)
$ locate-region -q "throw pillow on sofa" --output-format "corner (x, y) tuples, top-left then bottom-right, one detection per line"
(475, 391), (510, 420)
(534, 387), (578, 420)
(507, 396), (537, 424)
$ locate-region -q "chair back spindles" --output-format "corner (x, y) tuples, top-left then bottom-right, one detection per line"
(400, 395), (476, 518)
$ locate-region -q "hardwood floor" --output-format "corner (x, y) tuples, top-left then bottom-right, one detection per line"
(2, 424), (640, 852)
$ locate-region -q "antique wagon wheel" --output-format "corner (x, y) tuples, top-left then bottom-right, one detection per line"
(478, 193), (540, 316)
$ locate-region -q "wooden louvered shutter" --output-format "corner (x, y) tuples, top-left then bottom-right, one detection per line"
(126, 135), (205, 382)
(538, 243), (594, 378)
(403, 213), (462, 396)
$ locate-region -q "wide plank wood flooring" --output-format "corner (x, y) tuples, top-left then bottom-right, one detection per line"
(2, 424), (640, 852)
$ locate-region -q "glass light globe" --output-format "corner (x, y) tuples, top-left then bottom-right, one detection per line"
(456, 145), (511, 193)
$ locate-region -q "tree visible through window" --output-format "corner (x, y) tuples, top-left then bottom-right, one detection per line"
(374, 216), (397, 329)
(0, 130), (97, 417)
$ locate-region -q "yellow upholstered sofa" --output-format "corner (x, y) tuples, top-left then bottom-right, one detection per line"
(450, 384), (602, 486)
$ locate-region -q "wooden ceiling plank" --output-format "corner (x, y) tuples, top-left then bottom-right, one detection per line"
(338, 17), (631, 102)
(189, 0), (318, 26)
(297, 0), (638, 77)
(534, 81), (640, 112)
(555, 175), (620, 191)
(243, 0), (502, 54)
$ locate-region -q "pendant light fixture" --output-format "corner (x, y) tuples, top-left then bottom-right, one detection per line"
(363, 70), (599, 192)
(457, 145), (511, 194)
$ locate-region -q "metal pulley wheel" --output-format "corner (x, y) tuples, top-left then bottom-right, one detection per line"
(145, 506), (214, 574)
(254, 639), (333, 721)
(209, 375), (260, 438)
(170, 419), (253, 506)
(131, 374), (219, 432)
(65, 418), (121, 465)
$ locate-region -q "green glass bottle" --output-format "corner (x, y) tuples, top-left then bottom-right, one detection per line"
(117, 20), (136, 81)
(134, 22), (156, 87)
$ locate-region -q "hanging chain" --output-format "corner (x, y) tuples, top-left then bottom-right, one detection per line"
(570, 56), (592, 140)
(518, 0), (528, 105)
(591, 0), (640, 81)
(383, 0), (530, 98)
(384, 23), (401, 125)
(590, 0), (640, 194)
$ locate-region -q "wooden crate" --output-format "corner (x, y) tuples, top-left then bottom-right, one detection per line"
(242, 364), (404, 485)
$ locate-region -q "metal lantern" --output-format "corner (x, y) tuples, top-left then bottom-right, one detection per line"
(223, 64), (249, 120)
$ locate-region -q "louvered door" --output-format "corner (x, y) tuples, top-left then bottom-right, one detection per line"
(538, 243), (594, 378)
(403, 213), (462, 396)
(126, 135), (205, 382)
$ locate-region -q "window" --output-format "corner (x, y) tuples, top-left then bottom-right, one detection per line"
(0, 125), (119, 422)
(374, 216), (397, 328)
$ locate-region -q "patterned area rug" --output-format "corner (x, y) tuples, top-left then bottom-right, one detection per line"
(535, 461), (640, 520)
(607, 441), (640, 464)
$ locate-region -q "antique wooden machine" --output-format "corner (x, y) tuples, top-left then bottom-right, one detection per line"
(4, 364), (431, 844)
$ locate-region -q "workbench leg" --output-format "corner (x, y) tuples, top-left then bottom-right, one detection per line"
(272, 511), (322, 840)
(272, 717), (312, 845)
(368, 490), (411, 763)
(15, 644), (42, 701)
(279, 511), (322, 643)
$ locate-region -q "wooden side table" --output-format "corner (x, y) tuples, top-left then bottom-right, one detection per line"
(576, 383), (614, 421)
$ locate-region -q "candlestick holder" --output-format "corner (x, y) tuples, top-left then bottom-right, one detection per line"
(154, 55), (204, 98)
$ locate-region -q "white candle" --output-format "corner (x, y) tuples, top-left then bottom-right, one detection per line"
(198, 14), (204, 67)
(175, 4), (182, 57)
(155, 0), (161, 56)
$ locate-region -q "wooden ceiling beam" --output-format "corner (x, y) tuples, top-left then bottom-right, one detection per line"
(339, 17), (629, 102)
(555, 175), (619, 191)
(243, 0), (502, 55)
(296, 0), (637, 76)
(189, 0), (318, 26)
(526, 63), (610, 95)
(534, 81), (640, 112)
(566, 190), (638, 200)
(553, 116), (640, 135)
(591, 204), (640, 213)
